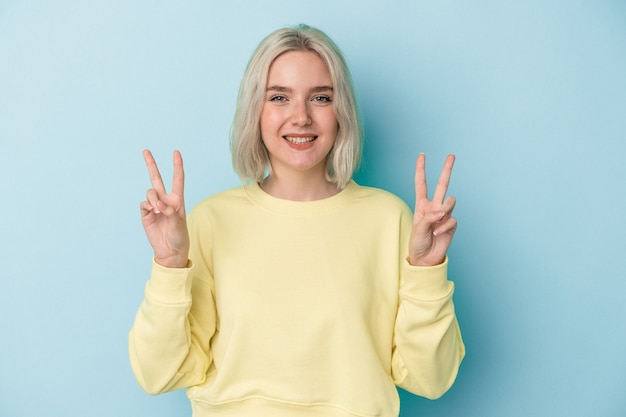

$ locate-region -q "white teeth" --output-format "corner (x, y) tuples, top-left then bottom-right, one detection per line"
(284, 136), (316, 145)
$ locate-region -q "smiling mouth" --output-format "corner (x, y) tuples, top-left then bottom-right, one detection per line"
(283, 136), (317, 145)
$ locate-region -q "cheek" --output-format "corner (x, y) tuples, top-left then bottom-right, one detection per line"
(259, 110), (271, 138)
(260, 107), (281, 133)
(325, 111), (339, 135)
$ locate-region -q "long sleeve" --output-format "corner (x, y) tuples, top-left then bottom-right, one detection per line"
(129, 183), (465, 415)
(391, 257), (465, 399)
(129, 203), (219, 395)
(128, 260), (217, 394)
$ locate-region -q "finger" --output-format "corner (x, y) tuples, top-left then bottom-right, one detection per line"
(434, 216), (457, 237)
(140, 200), (154, 215)
(414, 209), (447, 236)
(432, 154), (455, 205)
(414, 153), (427, 204)
(441, 195), (457, 216)
(171, 150), (185, 197)
(156, 199), (178, 217)
(145, 189), (161, 214)
(143, 149), (167, 195)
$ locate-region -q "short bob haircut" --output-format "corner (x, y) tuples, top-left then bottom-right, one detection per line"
(230, 24), (362, 189)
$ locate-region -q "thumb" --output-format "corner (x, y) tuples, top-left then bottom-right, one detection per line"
(414, 210), (446, 236)
(156, 200), (180, 217)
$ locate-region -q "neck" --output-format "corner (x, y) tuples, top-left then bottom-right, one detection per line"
(260, 171), (341, 201)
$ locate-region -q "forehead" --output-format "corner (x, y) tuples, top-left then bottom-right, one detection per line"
(267, 51), (332, 85)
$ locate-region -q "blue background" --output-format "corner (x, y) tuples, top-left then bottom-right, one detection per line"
(1, 1), (625, 416)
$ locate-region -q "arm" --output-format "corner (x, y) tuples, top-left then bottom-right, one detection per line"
(391, 154), (465, 398)
(391, 257), (465, 399)
(129, 260), (216, 394)
(128, 150), (216, 394)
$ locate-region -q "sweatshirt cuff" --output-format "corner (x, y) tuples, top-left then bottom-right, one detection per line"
(401, 256), (453, 301)
(145, 258), (194, 304)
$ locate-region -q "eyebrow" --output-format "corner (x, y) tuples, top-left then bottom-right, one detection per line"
(266, 85), (333, 93)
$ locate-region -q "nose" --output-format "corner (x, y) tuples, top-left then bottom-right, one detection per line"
(291, 101), (312, 126)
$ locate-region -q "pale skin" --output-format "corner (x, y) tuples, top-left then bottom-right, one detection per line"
(140, 149), (189, 269)
(409, 153), (457, 266)
(258, 51), (339, 201)
(141, 51), (457, 268)
(140, 150), (457, 268)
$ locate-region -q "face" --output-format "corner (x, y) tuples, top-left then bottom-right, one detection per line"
(260, 51), (339, 180)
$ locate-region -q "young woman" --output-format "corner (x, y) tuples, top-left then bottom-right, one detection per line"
(130, 24), (464, 417)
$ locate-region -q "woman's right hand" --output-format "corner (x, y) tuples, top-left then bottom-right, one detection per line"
(140, 150), (190, 268)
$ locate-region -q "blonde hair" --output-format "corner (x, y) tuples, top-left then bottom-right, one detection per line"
(230, 24), (362, 189)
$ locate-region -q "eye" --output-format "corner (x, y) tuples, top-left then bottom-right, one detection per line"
(312, 95), (332, 103)
(269, 94), (288, 102)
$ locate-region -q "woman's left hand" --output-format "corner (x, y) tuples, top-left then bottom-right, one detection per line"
(408, 153), (457, 266)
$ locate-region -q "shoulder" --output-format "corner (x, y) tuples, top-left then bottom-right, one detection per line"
(195, 185), (247, 207)
(188, 185), (250, 220)
(349, 182), (412, 214)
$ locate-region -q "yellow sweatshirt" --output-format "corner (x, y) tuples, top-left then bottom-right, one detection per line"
(129, 181), (464, 417)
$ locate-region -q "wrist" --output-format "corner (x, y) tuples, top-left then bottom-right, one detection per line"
(154, 255), (189, 269)
(407, 255), (445, 267)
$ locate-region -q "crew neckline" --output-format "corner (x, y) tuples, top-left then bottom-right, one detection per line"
(243, 180), (360, 217)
